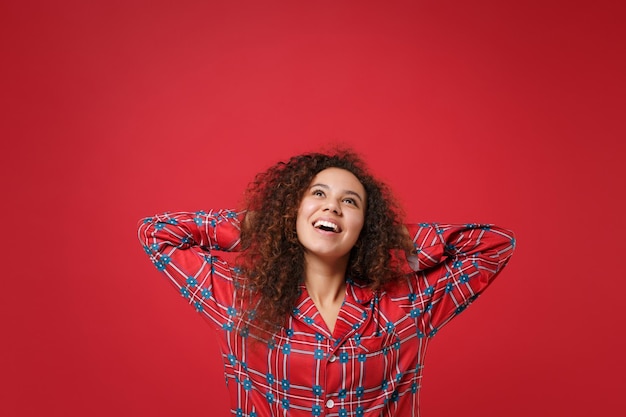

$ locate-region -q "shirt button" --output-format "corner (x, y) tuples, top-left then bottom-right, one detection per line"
(326, 399), (335, 409)
(328, 355), (337, 362)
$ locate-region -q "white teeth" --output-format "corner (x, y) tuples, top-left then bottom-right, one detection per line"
(313, 220), (339, 232)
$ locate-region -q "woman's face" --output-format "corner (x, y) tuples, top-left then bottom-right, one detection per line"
(296, 167), (366, 263)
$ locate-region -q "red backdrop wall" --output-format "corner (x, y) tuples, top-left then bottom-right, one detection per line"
(2, 1), (624, 416)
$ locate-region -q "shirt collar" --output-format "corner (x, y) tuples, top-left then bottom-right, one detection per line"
(345, 278), (375, 304)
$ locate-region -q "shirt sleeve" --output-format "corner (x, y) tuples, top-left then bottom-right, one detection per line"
(137, 209), (245, 330)
(402, 223), (516, 337)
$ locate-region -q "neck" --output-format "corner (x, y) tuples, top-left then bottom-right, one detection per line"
(303, 253), (348, 306)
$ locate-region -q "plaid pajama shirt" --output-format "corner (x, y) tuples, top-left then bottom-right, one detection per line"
(138, 210), (515, 417)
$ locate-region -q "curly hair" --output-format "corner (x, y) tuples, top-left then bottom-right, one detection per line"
(237, 149), (413, 333)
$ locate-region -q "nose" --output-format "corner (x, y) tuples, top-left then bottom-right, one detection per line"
(323, 200), (342, 215)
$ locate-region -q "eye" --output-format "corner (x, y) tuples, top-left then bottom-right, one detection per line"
(312, 189), (325, 197)
(343, 198), (357, 206)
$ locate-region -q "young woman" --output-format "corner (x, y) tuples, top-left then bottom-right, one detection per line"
(138, 150), (515, 417)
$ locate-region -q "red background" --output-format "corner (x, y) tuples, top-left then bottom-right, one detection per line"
(2, 1), (624, 416)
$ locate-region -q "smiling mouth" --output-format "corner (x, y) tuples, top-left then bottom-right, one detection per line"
(313, 220), (341, 233)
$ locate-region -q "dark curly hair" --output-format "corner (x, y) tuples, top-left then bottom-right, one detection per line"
(237, 149), (413, 333)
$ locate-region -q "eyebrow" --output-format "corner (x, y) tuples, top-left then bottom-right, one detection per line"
(309, 183), (364, 203)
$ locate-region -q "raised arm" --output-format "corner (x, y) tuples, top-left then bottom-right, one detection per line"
(401, 223), (515, 337)
(137, 209), (245, 330)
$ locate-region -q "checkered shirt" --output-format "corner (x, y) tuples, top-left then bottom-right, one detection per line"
(138, 210), (515, 417)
